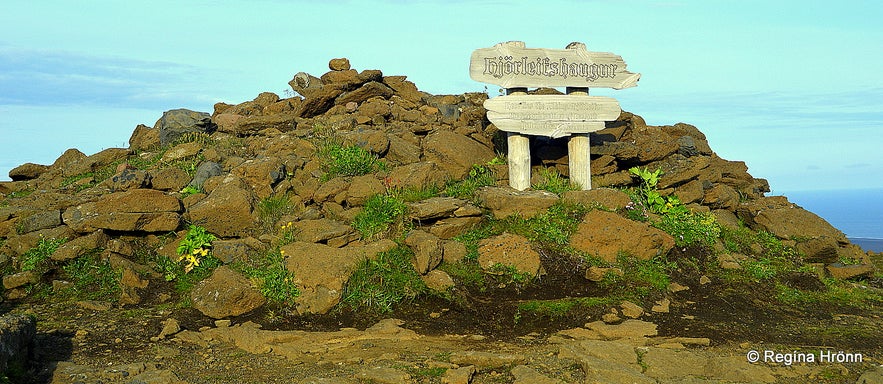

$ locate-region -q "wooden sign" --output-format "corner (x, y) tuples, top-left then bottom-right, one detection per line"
(484, 95), (619, 138)
(470, 41), (640, 89)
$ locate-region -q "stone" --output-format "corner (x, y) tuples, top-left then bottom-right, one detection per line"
(160, 141), (202, 163)
(562, 188), (632, 210)
(284, 240), (397, 314)
(187, 179), (255, 237)
(108, 169), (151, 191)
(0, 314), (36, 377)
(477, 233), (542, 277)
(157, 318), (181, 339)
(429, 217), (482, 239)
(16, 210), (62, 234)
(211, 238), (262, 264)
(191, 266), (266, 319)
(585, 319), (658, 339)
(584, 266), (623, 282)
(3, 271), (38, 290)
(404, 230), (443, 274)
(511, 365), (564, 384)
(341, 129), (389, 154)
(620, 301), (644, 318)
(477, 187), (558, 219)
(128, 124), (161, 151)
(702, 183), (740, 210)
(385, 134), (422, 165)
(313, 177), (349, 203)
(189, 161), (223, 189)
(288, 72), (323, 98)
(154, 109), (216, 146)
(558, 340), (653, 384)
(826, 263), (875, 280)
(337, 82), (394, 105)
(449, 351), (526, 368)
(602, 313), (621, 324)
(96, 189), (182, 213)
(422, 270), (455, 291)
(294, 218), (353, 244)
(651, 298), (671, 313)
(354, 367), (411, 384)
(570, 210), (675, 262)
(668, 282), (690, 293)
(442, 365), (475, 384)
(231, 157), (287, 199)
(50, 231), (106, 262)
(9, 162), (49, 181)
(63, 202), (181, 234)
(346, 175), (385, 206)
(228, 114), (298, 135)
(408, 197), (467, 220)
(738, 196), (848, 242)
(150, 167), (191, 192)
(422, 131), (495, 179)
(387, 162), (448, 191)
(298, 86), (344, 118)
(443, 240), (468, 263)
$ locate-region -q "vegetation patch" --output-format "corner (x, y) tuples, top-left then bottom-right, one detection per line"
(517, 296), (618, 319)
(56, 252), (121, 301)
(20, 236), (67, 274)
(341, 246), (426, 313)
(319, 143), (385, 179)
(532, 167), (578, 194)
(352, 194), (408, 239)
(443, 164), (495, 199)
(257, 194), (299, 229)
(599, 253), (675, 297)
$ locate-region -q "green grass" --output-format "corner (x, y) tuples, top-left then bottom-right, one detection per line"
(776, 278), (883, 310)
(652, 210), (721, 247)
(437, 260), (486, 290)
(257, 194), (299, 228)
(319, 143), (386, 179)
(341, 246), (427, 313)
(56, 252), (122, 301)
(443, 164), (496, 199)
(236, 248), (300, 307)
(352, 194), (409, 239)
(517, 296), (619, 318)
(532, 167), (578, 194)
(599, 253), (675, 297)
(20, 237), (67, 273)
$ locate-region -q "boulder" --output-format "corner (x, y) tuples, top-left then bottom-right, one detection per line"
(9, 163), (49, 181)
(154, 109), (216, 146)
(150, 167), (191, 192)
(385, 134), (422, 165)
(211, 238), (263, 264)
(16, 210), (62, 234)
(346, 175), (386, 206)
(283, 239), (397, 314)
(477, 187), (558, 219)
(422, 131), (495, 179)
(50, 230), (108, 261)
(404, 230), (443, 274)
(108, 169), (151, 191)
(224, 114), (298, 135)
(387, 162), (448, 191)
(128, 124), (161, 151)
(328, 58), (351, 71)
(0, 314), (36, 377)
(336, 82), (394, 105)
(570, 210), (675, 262)
(429, 217), (482, 239)
(293, 218), (353, 244)
(477, 233), (542, 277)
(230, 158), (286, 199)
(421, 270), (455, 292)
(562, 188), (632, 210)
(297, 86), (344, 118)
(288, 72), (323, 98)
(62, 190), (182, 233)
(826, 263), (875, 280)
(408, 197), (467, 221)
(187, 179), (255, 237)
(737, 196), (848, 242)
(191, 266), (266, 319)
(189, 161), (223, 189)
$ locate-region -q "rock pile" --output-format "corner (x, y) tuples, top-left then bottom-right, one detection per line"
(0, 57), (876, 320)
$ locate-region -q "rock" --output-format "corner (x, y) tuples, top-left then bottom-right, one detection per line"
(602, 312), (622, 324)
(477, 233), (542, 277)
(157, 318), (181, 339)
(422, 131), (495, 179)
(408, 197), (467, 220)
(651, 298), (671, 313)
(702, 183), (740, 210)
(230, 157), (287, 199)
(63, 189), (183, 233)
(0, 314), (36, 377)
(294, 218), (353, 244)
(191, 266), (266, 319)
(320, 69), (362, 90)
(620, 301), (644, 318)
(284, 240), (397, 314)
(385, 134), (422, 165)
(9, 162), (49, 181)
(3, 271), (38, 290)
(160, 141), (202, 163)
(289, 72), (323, 98)
(738, 196), (848, 242)
(429, 217), (482, 239)
(64, 147), (130, 178)
(187, 179), (255, 237)
(51, 230), (108, 261)
(227, 114), (298, 135)
(826, 263), (875, 280)
(128, 124), (161, 151)
(298, 86), (344, 118)
(150, 167), (191, 192)
(16, 210), (62, 234)
(387, 162), (448, 191)
(857, 365), (883, 384)
(211, 238), (262, 264)
(443, 241), (468, 264)
(340, 129), (389, 154)
(585, 319), (658, 340)
(189, 161), (223, 189)
(477, 187), (558, 219)
(442, 365), (475, 384)
(668, 282), (690, 293)
(422, 270), (455, 292)
(511, 365), (564, 384)
(584, 266), (623, 282)
(329, 58), (351, 71)
(558, 340), (653, 384)
(108, 168), (152, 191)
(154, 109), (216, 146)
(449, 351), (527, 369)
(562, 188), (632, 210)
(570, 210), (675, 262)
(346, 175), (385, 206)
(337, 81), (395, 106)
(404, 230), (443, 274)
(354, 367), (411, 384)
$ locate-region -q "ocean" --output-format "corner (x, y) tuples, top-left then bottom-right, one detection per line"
(782, 188), (883, 253)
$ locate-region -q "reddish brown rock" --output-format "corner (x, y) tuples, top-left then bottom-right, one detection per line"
(191, 266), (266, 319)
(422, 131), (495, 179)
(477, 187), (558, 219)
(562, 188), (632, 211)
(571, 210), (675, 262)
(328, 58), (351, 71)
(8, 163), (49, 181)
(477, 233), (542, 277)
(187, 179), (255, 237)
(404, 230), (443, 274)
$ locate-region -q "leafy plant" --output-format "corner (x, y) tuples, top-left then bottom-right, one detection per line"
(600, 253), (675, 297)
(20, 236), (67, 273)
(341, 246), (427, 313)
(179, 185), (202, 198)
(628, 166), (681, 215)
(320, 143), (385, 179)
(240, 248), (300, 306)
(352, 194), (408, 239)
(443, 164), (496, 199)
(176, 225), (217, 273)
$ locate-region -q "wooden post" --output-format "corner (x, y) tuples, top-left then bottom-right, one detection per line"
(506, 87), (531, 191)
(566, 42), (592, 190)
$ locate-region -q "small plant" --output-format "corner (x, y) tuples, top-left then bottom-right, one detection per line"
(352, 194), (408, 239)
(532, 168), (578, 194)
(277, 221), (298, 246)
(600, 253), (675, 297)
(176, 225), (217, 273)
(653, 210), (721, 247)
(257, 194), (298, 228)
(179, 185), (202, 198)
(443, 164), (495, 199)
(341, 246), (427, 313)
(488, 263), (534, 286)
(58, 252), (121, 301)
(628, 166), (682, 215)
(320, 143), (385, 179)
(20, 236), (67, 274)
(241, 248), (300, 306)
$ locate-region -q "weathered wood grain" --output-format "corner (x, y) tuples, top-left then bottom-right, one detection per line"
(484, 95), (621, 122)
(470, 41), (640, 89)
